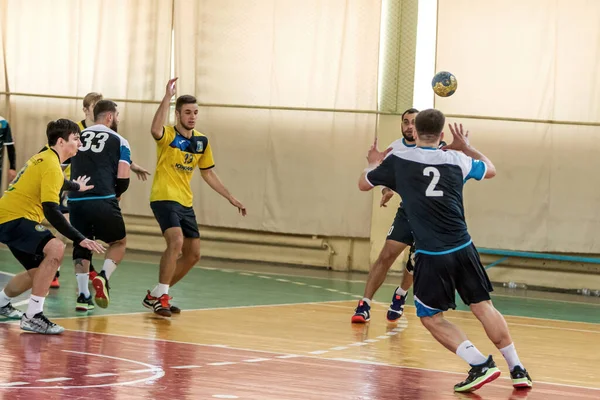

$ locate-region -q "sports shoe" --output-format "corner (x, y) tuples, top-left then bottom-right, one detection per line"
(510, 366), (533, 389)
(143, 290), (180, 314)
(89, 264), (98, 281)
(454, 355), (501, 392)
(76, 293), (95, 312)
(0, 302), (24, 319)
(92, 271), (110, 309)
(153, 294), (172, 317)
(386, 288), (407, 322)
(20, 312), (64, 334)
(50, 277), (60, 288)
(351, 300), (371, 323)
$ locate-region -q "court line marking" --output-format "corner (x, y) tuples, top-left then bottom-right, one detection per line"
(171, 365), (202, 369)
(44, 300), (352, 322)
(33, 327), (600, 393)
(37, 377), (73, 383)
(0, 349), (164, 390)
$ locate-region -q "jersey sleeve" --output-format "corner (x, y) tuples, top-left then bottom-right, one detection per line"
(156, 126), (174, 146)
(365, 156), (396, 190)
(41, 165), (65, 204)
(455, 151), (487, 182)
(119, 137), (132, 165)
(2, 121), (13, 145)
(198, 141), (215, 170)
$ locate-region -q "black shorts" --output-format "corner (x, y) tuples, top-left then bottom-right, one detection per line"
(386, 207), (414, 245)
(413, 242), (492, 318)
(150, 201), (199, 239)
(0, 218), (55, 270)
(68, 198), (126, 244)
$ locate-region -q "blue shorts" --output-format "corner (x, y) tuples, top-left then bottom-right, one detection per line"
(150, 201), (200, 239)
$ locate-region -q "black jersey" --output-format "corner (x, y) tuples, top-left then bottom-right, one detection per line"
(68, 124), (131, 201)
(366, 147), (487, 254)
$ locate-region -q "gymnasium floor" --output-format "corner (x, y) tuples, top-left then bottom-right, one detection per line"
(1, 249), (599, 399)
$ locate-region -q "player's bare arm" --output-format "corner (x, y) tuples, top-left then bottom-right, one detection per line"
(151, 78), (178, 140)
(444, 123), (496, 179)
(200, 169), (247, 216)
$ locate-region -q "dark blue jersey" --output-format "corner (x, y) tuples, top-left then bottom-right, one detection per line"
(68, 124), (131, 201)
(366, 147), (487, 254)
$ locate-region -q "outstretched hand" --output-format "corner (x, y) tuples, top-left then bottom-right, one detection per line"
(366, 138), (392, 167)
(442, 123), (470, 152)
(74, 175), (94, 192)
(79, 238), (105, 254)
(166, 77), (178, 98)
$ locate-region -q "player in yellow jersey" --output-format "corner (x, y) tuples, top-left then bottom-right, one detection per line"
(0, 119), (104, 334)
(142, 78), (247, 316)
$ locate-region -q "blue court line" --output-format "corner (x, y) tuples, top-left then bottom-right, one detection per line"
(485, 256), (509, 270)
(479, 248), (600, 264)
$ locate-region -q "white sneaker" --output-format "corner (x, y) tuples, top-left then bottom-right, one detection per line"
(20, 312), (65, 334)
(0, 302), (24, 319)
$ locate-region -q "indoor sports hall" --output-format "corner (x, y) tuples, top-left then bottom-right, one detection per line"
(0, 1), (599, 399)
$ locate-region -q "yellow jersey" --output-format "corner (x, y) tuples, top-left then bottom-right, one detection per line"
(150, 125), (215, 207)
(0, 147), (64, 224)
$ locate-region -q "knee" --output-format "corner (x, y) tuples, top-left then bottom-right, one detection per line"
(470, 300), (494, 319)
(166, 236), (184, 254)
(43, 238), (65, 264)
(378, 248), (401, 267)
(186, 249), (201, 264)
(420, 313), (443, 331)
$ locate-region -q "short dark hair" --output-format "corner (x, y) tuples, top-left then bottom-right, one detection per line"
(47, 119), (80, 146)
(402, 108), (419, 120)
(176, 95), (197, 112)
(93, 100), (118, 122)
(415, 109), (445, 141)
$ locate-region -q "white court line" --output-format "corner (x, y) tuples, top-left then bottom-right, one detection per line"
(13, 299), (28, 307)
(0, 350), (164, 390)
(243, 358), (270, 363)
(0, 270), (15, 277)
(126, 369), (156, 374)
(49, 300), (352, 322)
(10, 326), (592, 393)
(37, 377), (73, 383)
(171, 365), (202, 369)
(86, 373), (118, 378)
(207, 362), (237, 366)
(0, 382), (29, 387)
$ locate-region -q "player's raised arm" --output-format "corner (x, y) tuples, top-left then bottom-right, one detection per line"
(151, 78), (178, 140)
(444, 123), (496, 179)
(358, 138), (393, 191)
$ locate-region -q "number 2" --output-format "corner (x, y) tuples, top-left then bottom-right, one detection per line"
(423, 167), (443, 197)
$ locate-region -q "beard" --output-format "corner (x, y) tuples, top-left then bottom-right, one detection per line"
(402, 129), (414, 141)
(110, 120), (118, 132)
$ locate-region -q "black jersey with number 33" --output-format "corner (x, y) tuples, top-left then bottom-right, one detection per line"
(366, 147), (487, 255)
(69, 124), (132, 200)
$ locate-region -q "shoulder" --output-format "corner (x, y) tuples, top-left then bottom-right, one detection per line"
(0, 116), (7, 129)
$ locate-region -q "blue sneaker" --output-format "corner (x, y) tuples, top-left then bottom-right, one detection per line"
(351, 300), (371, 323)
(386, 287), (407, 322)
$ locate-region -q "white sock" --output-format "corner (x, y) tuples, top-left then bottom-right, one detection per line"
(361, 297), (372, 307)
(0, 290), (12, 307)
(76, 273), (90, 297)
(151, 284), (170, 297)
(456, 340), (488, 366)
(26, 295), (45, 318)
(102, 259), (118, 280)
(395, 287), (407, 297)
(499, 343), (523, 372)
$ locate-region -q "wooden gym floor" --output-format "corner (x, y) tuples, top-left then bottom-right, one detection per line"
(1, 249), (599, 399)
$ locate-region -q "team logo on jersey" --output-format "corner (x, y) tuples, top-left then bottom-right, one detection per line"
(35, 224), (47, 232)
(196, 141), (204, 153)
